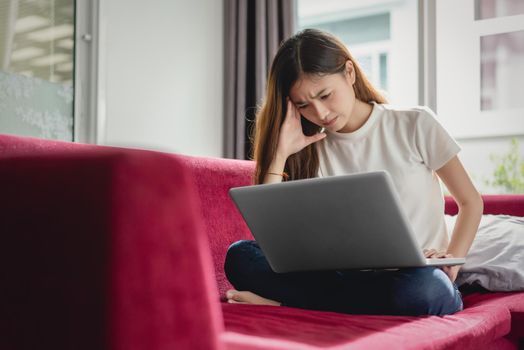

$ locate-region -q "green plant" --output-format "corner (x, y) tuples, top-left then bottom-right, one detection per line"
(485, 138), (524, 193)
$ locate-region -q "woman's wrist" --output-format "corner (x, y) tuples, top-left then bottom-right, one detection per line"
(263, 152), (288, 184)
(274, 150), (288, 164)
(267, 171), (289, 181)
(270, 151), (287, 172)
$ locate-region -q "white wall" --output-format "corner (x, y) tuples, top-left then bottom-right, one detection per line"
(101, 0), (223, 157)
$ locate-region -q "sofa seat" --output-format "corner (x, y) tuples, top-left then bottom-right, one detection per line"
(220, 301), (513, 350)
(463, 292), (524, 343)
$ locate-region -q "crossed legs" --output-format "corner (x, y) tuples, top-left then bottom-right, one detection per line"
(224, 240), (463, 316)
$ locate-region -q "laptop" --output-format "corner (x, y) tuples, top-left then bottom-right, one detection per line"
(229, 171), (465, 273)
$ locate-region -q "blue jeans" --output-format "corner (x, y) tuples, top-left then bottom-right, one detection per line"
(224, 240), (463, 316)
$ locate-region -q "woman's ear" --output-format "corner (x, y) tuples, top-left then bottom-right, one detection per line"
(345, 60), (356, 85)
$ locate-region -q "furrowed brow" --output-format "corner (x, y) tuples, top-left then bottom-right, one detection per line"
(294, 88), (327, 106)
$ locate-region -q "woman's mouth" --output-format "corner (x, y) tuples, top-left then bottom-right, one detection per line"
(322, 116), (338, 126)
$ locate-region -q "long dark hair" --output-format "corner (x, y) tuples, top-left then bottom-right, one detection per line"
(252, 29), (387, 184)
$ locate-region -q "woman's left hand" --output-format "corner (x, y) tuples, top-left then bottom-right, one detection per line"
(423, 249), (461, 282)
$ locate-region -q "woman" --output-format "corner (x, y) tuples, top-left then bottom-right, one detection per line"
(224, 29), (483, 316)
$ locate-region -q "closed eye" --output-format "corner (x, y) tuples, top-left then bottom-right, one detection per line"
(320, 93), (331, 100)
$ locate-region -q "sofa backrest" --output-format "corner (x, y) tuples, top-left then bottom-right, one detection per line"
(445, 195), (524, 216)
(0, 133), (96, 156)
(176, 155), (256, 296)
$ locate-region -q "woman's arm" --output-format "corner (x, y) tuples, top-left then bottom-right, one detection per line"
(436, 155), (484, 257)
(263, 100), (326, 184)
(435, 156), (483, 281)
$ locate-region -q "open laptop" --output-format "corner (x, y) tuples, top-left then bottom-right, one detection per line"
(229, 171), (465, 273)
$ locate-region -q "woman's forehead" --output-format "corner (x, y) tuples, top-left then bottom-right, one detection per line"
(290, 74), (338, 99)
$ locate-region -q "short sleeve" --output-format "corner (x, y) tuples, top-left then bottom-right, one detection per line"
(414, 107), (461, 171)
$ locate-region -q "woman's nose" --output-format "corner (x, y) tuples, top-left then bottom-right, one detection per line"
(311, 102), (328, 120)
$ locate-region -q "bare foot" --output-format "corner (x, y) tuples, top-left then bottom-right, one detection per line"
(226, 289), (281, 306)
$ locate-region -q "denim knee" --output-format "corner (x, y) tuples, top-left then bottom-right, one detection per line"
(391, 267), (463, 316)
(224, 240), (257, 286)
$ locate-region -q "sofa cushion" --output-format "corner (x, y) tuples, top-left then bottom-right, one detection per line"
(445, 214), (524, 292)
(221, 302), (511, 350)
(463, 292), (524, 342)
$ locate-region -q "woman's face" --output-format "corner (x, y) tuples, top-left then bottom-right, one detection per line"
(288, 61), (358, 133)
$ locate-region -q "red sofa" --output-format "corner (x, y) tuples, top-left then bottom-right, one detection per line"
(1, 133), (523, 350)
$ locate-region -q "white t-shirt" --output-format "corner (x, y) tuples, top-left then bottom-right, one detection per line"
(316, 102), (461, 251)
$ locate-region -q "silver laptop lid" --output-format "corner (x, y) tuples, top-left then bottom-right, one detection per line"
(229, 171), (461, 272)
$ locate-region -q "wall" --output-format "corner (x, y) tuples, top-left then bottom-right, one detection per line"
(101, 0), (223, 157)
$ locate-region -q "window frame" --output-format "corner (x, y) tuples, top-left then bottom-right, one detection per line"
(434, 0), (524, 139)
(74, 0), (105, 144)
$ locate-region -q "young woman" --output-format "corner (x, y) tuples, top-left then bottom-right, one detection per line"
(224, 29), (483, 316)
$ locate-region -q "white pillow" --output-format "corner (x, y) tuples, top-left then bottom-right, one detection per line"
(445, 214), (524, 291)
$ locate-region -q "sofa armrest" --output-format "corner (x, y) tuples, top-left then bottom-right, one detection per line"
(0, 150), (224, 350)
(445, 195), (524, 216)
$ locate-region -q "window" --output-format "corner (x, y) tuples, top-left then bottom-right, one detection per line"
(436, 0), (524, 138)
(0, 0), (75, 141)
(475, 0), (524, 20)
(480, 29), (524, 111)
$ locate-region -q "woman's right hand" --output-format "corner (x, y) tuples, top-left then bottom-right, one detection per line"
(276, 99), (327, 159)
